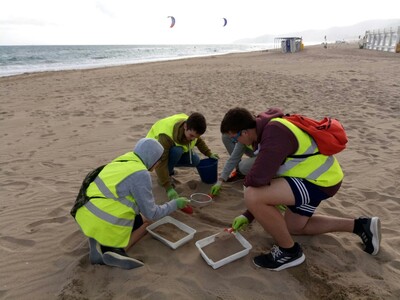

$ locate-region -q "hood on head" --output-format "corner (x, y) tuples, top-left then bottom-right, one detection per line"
(257, 108), (284, 121)
(134, 138), (164, 169)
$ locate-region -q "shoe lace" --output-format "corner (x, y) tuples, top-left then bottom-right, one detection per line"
(271, 245), (283, 260)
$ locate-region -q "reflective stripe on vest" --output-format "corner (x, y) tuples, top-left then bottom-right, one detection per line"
(94, 176), (139, 214)
(146, 113), (196, 152)
(84, 201), (134, 227)
(272, 118), (343, 186)
(307, 156), (335, 180)
(278, 138), (322, 177)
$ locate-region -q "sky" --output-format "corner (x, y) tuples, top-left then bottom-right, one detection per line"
(1, 0), (399, 45)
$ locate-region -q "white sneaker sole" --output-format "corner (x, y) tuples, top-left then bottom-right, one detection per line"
(103, 251), (144, 270)
(253, 253), (306, 271)
(370, 217), (381, 256)
(271, 253), (306, 271)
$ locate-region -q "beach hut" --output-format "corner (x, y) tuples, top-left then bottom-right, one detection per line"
(274, 37), (303, 53)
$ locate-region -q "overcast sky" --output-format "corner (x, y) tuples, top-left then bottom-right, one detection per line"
(1, 0), (399, 45)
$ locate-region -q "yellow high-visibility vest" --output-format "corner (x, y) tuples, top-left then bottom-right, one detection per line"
(75, 152), (144, 247)
(146, 113), (196, 152)
(271, 118), (343, 187)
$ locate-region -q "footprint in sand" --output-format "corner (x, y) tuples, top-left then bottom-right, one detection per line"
(39, 161), (65, 168)
(0, 236), (36, 252)
(60, 230), (88, 257)
(187, 180), (198, 190)
(26, 216), (69, 233)
(2, 180), (29, 192)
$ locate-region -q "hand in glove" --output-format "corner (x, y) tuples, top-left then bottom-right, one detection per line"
(232, 215), (249, 231)
(209, 153), (219, 160)
(210, 180), (222, 196)
(175, 197), (190, 209)
(167, 188), (179, 200)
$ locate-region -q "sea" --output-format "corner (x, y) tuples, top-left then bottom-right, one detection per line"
(0, 44), (273, 78)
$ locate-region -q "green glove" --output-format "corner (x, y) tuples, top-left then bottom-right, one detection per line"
(232, 215), (249, 231)
(209, 153), (219, 160)
(175, 197), (190, 209)
(167, 188), (179, 200)
(210, 180), (222, 196)
(275, 204), (287, 212)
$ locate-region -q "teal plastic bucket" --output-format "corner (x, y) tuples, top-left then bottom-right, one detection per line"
(197, 158), (218, 184)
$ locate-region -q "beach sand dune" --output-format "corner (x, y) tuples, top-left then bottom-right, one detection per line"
(1, 44), (399, 299)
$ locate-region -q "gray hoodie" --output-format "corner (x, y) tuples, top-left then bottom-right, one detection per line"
(116, 138), (179, 221)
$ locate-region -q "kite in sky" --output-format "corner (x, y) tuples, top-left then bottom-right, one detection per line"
(168, 16), (175, 28)
(167, 16), (226, 28)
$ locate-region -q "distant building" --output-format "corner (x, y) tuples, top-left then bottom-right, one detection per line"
(364, 26), (400, 53)
(274, 37), (303, 53)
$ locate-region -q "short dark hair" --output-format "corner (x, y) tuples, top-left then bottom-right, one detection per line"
(186, 112), (207, 135)
(220, 107), (256, 133)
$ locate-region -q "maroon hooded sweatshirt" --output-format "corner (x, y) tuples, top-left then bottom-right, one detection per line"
(242, 108), (341, 222)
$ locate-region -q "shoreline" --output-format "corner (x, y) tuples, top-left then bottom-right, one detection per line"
(3, 41), (392, 81)
(0, 41), (334, 79)
(0, 44), (272, 79)
(0, 49), (272, 79)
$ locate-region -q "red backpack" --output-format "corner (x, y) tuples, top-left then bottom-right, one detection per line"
(283, 114), (348, 156)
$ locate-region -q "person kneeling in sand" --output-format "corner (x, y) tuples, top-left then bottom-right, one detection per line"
(146, 112), (218, 214)
(220, 107), (381, 271)
(210, 108), (283, 197)
(71, 138), (190, 270)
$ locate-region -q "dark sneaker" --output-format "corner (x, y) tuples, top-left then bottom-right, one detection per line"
(180, 205), (193, 214)
(358, 217), (381, 255)
(88, 238), (104, 265)
(253, 243), (305, 271)
(226, 170), (245, 182)
(102, 247), (144, 270)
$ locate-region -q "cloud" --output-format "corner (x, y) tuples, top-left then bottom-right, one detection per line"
(0, 18), (57, 27)
(95, 1), (115, 19)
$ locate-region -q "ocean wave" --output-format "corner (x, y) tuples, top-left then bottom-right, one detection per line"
(0, 44), (272, 77)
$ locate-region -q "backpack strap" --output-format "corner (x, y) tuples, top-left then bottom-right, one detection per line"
(70, 165), (106, 218)
(288, 151), (321, 159)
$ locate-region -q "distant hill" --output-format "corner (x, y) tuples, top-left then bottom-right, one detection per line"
(234, 19), (400, 44)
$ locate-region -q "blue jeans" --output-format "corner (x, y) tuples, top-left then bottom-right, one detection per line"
(221, 133), (256, 175)
(168, 146), (200, 175)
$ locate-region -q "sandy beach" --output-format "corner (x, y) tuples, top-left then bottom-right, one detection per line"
(1, 43), (399, 299)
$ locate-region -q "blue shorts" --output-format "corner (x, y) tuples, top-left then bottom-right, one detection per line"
(284, 177), (330, 217)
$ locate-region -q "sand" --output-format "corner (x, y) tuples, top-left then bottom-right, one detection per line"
(1, 43), (399, 299)
(201, 234), (246, 263)
(151, 223), (189, 243)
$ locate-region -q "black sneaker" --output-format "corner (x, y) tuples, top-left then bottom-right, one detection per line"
(88, 238), (104, 265)
(253, 243), (305, 271)
(358, 217), (381, 255)
(102, 247), (144, 270)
